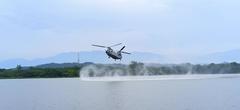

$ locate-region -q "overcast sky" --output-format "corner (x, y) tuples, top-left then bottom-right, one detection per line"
(0, 0), (240, 61)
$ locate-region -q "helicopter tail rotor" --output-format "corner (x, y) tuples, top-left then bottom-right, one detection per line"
(119, 46), (131, 54)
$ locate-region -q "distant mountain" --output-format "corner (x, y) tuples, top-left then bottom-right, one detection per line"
(196, 49), (240, 63)
(36, 62), (94, 68)
(0, 51), (167, 68)
(2, 49), (240, 68)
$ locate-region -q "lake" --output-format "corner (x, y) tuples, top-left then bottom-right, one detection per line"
(0, 74), (240, 110)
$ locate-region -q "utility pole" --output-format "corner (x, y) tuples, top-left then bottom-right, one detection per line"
(77, 52), (81, 78)
(77, 52), (80, 64)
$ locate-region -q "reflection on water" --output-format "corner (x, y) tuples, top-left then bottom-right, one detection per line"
(105, 82), (125, 110)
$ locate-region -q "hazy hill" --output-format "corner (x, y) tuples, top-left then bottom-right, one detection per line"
(0, 51), (166, 68)
(196, 49), (240, 63)
(2, 49), (240, 68)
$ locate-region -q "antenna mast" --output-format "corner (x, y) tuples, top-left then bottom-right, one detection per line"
(77, 52), (80, 64)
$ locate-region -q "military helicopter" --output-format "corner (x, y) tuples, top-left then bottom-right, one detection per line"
(92, 43), (131, 60)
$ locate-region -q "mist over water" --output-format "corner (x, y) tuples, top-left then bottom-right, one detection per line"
(80, 65), (132, 77)
(79, 63), (150, 78)
(79, 64), (240, 82)
(79, 62), (240, 79)
(79, 63), (192, 78)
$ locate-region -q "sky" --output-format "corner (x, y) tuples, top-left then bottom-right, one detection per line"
(0, 0), (240, 62)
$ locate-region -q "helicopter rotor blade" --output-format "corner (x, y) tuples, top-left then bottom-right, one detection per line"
(92, 44), (107, 48)
(110, 43), (122, 47)
(122, 51), (131, 54)
(120, 46), (125, 51)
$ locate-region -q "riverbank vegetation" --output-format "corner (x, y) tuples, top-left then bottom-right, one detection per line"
(0, 62), (240, 79)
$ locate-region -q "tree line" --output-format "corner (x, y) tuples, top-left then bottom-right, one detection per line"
(0, 66), (80, 79)
(0, 62), (240, 79)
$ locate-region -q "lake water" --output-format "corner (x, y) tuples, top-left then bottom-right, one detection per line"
(0, 74), (240, 110)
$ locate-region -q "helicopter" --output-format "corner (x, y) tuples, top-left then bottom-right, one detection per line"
(92, 43), (131, 60)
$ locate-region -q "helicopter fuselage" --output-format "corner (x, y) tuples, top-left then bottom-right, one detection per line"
(92, 43), (130, 61)
(106, 48), (122, 60)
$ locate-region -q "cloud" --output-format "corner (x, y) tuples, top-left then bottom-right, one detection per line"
(0, 0), (240, 63)
(58, 0), (169, 17)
